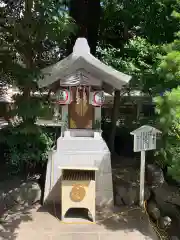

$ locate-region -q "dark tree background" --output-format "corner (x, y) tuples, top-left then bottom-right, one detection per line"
(68, 0), (101, 55)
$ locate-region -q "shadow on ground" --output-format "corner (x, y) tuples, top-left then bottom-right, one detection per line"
(0, 154), (158, 239)
(0, 205), (33, 240)
(96, 205), (157, 238)
(38, 203), (158, 239)
(0, 176), (35, 240)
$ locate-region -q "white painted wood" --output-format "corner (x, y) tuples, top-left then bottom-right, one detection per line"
(60, 69), (102, 87)
(60, 105), (68, 137)
(140, 150), (146, 207)
(38, 38), (131, 90)
(59, 166), (98, 171)
(130, 125), (161, 152)
(131, 125), (161, 208)
(35, 119), (63, 127)
(94, 107), (101, 123)
(43, 150), (57, 203)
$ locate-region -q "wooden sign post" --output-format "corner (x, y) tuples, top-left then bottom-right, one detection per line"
(130, 125), (161, 207)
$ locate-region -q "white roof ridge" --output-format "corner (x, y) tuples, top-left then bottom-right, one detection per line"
(82, 53), (131, 84)
(39, 37), (131, 89)
(72, 38), (90, 55)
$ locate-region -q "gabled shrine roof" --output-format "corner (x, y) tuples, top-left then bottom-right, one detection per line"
(38, 38), (131, 90)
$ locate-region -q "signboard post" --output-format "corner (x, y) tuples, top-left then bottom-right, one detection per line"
(130, 125), (161, 207)
(140, 150), (145, 208)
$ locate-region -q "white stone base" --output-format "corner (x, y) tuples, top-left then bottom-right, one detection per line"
(43, 136), (114, 209)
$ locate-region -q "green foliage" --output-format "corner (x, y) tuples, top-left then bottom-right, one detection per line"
(157, 25), (180, 89)
(155, 88), (180, 132)
(0, 0), (180, 173)
(98, 1), (180, 153)
(97, 37), (163, 93)
(154, 87), (180, 180)
(0, 0), (76, 126)
(0, 125), (53, 175)
(100, 0), (180, 47)
(99, 0), (180, 94)
(153, 11), (180, 181)
(38, 102), (56, 120)
(0, 0), (76, 173)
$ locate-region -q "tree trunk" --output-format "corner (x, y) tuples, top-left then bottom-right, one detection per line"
(68, 0), (100, 55)
(87, 0), (101, 55)
(22, 0), (34, 124)
(69, 0), (88, 38)
(109, 90), (121, 153)
(109, 0), (130, 153)
(67, 0), (88, 55)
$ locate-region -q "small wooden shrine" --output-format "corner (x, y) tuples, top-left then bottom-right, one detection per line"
(38, 38), (131, 134)
(38, 38), (131, 222)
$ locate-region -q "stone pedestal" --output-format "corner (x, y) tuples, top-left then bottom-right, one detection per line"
(44, 135), (114, 209)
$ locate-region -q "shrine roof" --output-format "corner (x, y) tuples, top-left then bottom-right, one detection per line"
(38, 38), (131, 90)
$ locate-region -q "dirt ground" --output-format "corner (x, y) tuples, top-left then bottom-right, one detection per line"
(0, 203), (159, 240)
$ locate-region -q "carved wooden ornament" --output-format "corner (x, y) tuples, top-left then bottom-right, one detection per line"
(70, 184), (86, 202)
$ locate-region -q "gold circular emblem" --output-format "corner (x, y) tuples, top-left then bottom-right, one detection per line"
(70, 184), (86, 202)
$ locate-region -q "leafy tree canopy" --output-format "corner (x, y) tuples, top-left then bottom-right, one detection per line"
(157, 11), (180, 91)
(154, 87), (180, 180)
(98, 0), (180, 95)
(154, 11), (180, 180)
(0, 0), (76, 126)
(100, 0), (180, 47)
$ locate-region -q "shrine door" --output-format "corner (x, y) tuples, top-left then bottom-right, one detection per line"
(69, 87), (94, 129)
